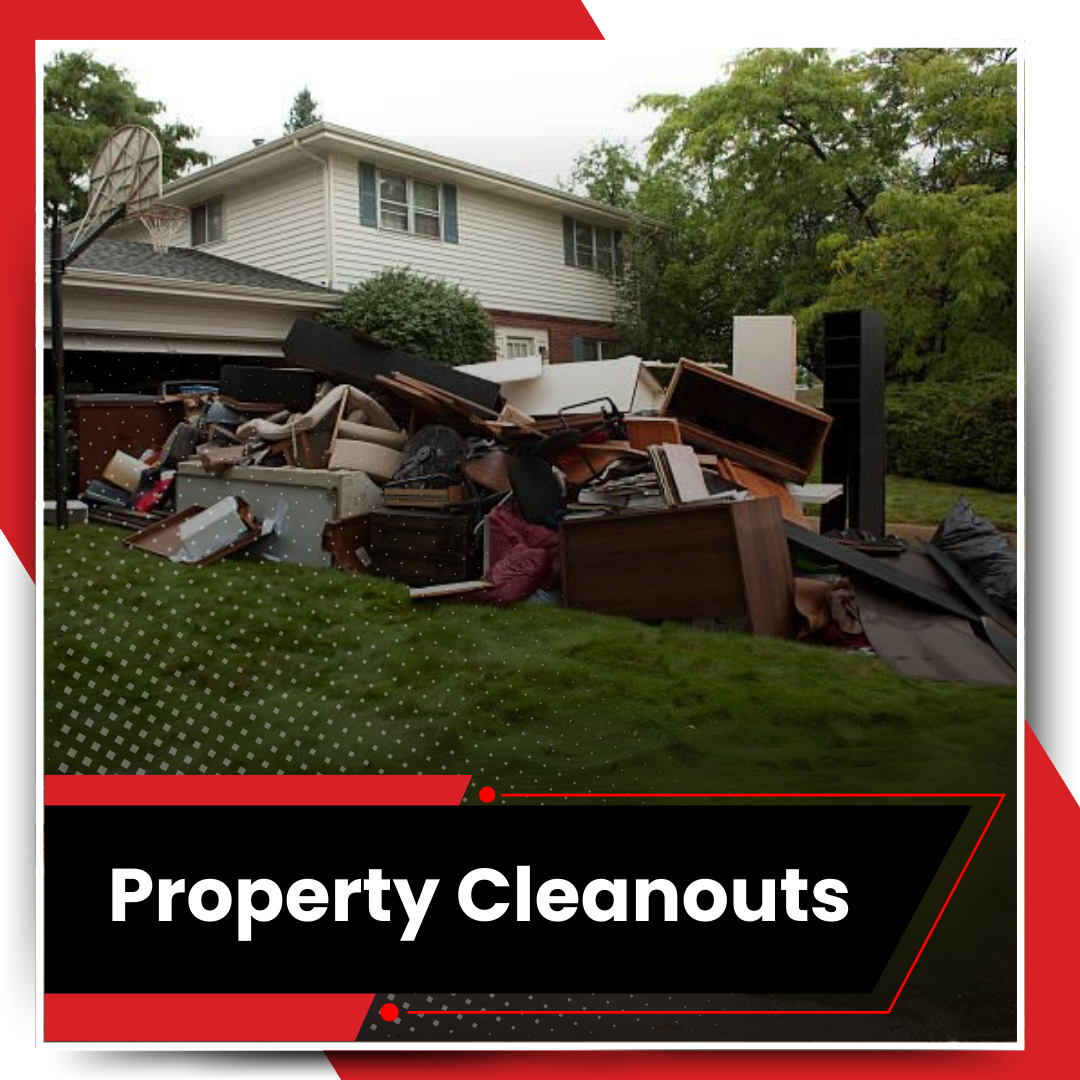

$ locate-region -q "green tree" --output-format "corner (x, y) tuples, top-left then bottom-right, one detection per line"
(873, 48), (1017, 192)
(570, 48), (1017, 377)
(323, 268), (495, 367)
(642, 50), (912, 241)
(805, 185), (1017, 379)
(43, 50), (210, 219)
(285, 87), (322, 134)
(564, 139), (642, 209)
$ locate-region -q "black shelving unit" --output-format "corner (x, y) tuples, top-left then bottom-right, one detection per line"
(820, 310), (886, 535)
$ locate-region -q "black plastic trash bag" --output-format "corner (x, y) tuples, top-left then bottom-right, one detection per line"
(931, 496), (1017, 617)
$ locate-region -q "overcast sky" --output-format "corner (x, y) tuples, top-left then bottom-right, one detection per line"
(40, 12), (1045, 190)
(39, 37), (750, 188)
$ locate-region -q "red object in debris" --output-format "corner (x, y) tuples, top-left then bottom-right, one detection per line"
(471, 504), (559, 606)
(132, 474), (174, 513)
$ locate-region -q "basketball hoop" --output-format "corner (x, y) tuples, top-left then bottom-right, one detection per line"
(70, 125), (164, 249)
(134, 202), (190, 254)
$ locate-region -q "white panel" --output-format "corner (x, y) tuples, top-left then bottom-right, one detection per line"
(499, 356), (662, 416)
(329, 154), (618, 321)
(460, 354), (545, 382)
(42, 283), (328, 353)
(169, 163), (328, 285)
(732, 315), (798, 401)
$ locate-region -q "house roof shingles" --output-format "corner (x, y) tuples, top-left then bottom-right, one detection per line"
(51, 238), (339, 297)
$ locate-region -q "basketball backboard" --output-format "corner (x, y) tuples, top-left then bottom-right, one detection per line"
(69, 125), (163, 248)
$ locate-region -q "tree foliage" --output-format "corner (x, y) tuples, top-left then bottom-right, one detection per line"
(564, 139), (642, 209)
(323, 268), (495, 368)
(568, 48), (1017, 380)
(285, 87), (322, 134)
(806, 186), (1017, 379)
(43, 50), (210, 220)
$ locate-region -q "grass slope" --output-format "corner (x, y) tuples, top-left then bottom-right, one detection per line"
(43, 525), (1018, 1040)
(44, 526), (1015, 800)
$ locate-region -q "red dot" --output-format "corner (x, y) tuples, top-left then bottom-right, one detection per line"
(379, 1002), (399, 1022)
(479, 786), (496, 803)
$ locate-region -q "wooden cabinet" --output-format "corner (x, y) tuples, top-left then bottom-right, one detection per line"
(661, 360), (831, 484)
(369, 509), (480, 586)
(71, 395), (185, 494)
(559, 498), (794, 637)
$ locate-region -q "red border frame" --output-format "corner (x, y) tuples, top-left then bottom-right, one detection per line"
(18, 22), (1052, 1078)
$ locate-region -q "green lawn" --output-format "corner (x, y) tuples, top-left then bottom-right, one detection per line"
(44, 534), (1016, 852)
(43, 525), (1017, 1040)
(798, 470), (1016, 534)
(44, 525), (1015, 799)
(886, 474), (1017, 533)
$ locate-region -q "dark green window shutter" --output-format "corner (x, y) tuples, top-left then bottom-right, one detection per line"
(442, 183), (459, 243)
(358, 162), (377, 227)
(563, 216), (576, 266)
(614, 229), (625, 276)
(571, 336), (586, 362)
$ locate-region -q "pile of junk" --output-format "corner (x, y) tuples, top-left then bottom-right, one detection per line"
(67, 316), (1017, 687)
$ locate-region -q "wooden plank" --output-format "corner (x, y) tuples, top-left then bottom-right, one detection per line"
(678, 419), (810, 485)
(283, 318), (503, 411)
(730, 497), (795, 637)
(784, 522), (981, 621)
(718, 458), (808, 525)
(626, 416), (682, 451)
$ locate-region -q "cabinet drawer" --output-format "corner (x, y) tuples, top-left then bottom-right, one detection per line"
(373, 553), (475, 587)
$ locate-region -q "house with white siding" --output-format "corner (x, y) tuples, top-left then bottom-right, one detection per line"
(110, 121), (634, 364)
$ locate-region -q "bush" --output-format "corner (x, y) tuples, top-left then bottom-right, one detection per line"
(323, 268), (495, 367)
(885, 375), (1016, 492)
(43, 396), (78, 499)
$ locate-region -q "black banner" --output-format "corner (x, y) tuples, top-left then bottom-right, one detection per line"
(45, 804), (968, 994)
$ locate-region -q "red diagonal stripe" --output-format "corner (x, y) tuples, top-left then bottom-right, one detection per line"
(43, 773), (472, 805)
(46, 993), (373, 1042)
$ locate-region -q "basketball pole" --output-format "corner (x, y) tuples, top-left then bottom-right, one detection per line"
(49, 203), (127, 529)
(49, 214), (67, 530)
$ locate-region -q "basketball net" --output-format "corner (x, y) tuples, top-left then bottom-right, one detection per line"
(135, 203), (190, 254)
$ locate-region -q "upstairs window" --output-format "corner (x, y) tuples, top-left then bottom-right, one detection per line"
(564, 216), (623, 276)
(359, 162), (458, 242)
(190, 197), (223, 246)
(379, 172), (409, 232)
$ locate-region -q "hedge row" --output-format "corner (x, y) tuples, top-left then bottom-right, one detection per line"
(43, 397), (78, 500)
(885, 375), (1017, 492)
